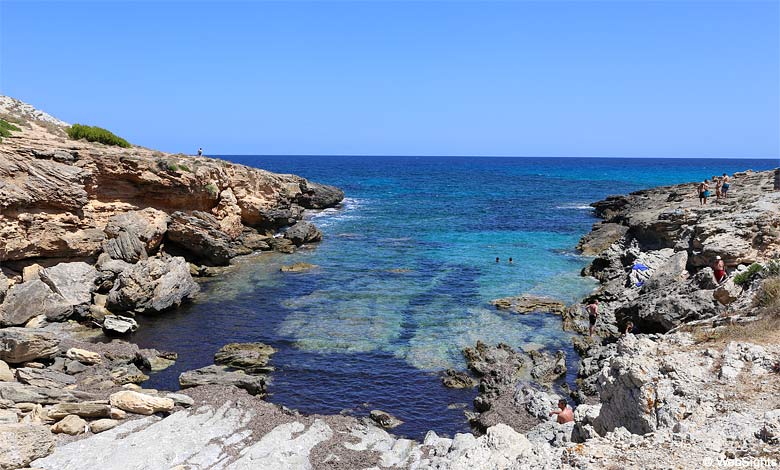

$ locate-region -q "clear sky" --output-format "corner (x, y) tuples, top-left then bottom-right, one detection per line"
(1, 1), (778, 158)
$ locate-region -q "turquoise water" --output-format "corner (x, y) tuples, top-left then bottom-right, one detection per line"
(132, 156), (777, 439)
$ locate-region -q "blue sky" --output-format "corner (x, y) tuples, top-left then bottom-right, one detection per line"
(1, 1), (778, 158)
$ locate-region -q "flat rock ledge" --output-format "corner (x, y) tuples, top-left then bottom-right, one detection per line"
(490, 295), (567, 315)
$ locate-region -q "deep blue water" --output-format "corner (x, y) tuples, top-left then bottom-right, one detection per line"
(132, 156), (777, 439)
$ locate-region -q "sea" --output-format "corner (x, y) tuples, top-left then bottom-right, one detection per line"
(131, 156), (778, 439)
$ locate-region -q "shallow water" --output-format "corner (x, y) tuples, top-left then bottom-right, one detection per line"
(131, 156), (777, 439)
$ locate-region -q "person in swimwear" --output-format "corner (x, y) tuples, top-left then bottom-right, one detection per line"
(698, 180), (710, 205)
(721, 173), (730, 197)
(549, 399), (574, 424)
(586, 300), (599, 337)
(713, 255), (726, 283)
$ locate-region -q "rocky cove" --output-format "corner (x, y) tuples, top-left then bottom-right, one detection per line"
(0, 96), (779, 469)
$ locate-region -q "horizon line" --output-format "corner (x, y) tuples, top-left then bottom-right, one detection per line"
(209, 154), (780, 161)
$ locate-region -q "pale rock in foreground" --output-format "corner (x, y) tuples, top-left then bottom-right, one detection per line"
(109, 390), (174, 415)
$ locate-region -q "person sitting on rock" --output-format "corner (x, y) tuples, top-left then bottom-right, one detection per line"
(713, 256), (726, 283)
(586, 300), (599, 337)
(624, 321), (638, 335)
(549, 399), (574, 424)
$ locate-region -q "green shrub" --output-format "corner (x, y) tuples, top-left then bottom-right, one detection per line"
(179, 164), (191, 172)
(66, 123), (131, 148)
(734, 263), (763, 286)
(205, 183), (218, 197)
(0, 119), (20, 141)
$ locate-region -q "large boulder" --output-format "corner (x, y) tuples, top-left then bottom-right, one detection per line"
(179, 365), (267, 395)
(47, 403), (112, 420)
(104, 208), (170, 257)
(296, 181), (345, 209)
(0, 272), (8, 303)
(107, 256), (199, 313)
(576, 223), (629, 256)
(0, 280), (71, 326)
(102, 315), (139, 335)
(0, 423), (55, 470)
(50, 415), (87, 435)
(166, 211), (251, 265)
(38, 262), (100, 309)
(283, 221), (323, 246)
(0, 328), (59, 364)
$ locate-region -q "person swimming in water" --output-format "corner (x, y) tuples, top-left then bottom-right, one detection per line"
(496, 257), (500, 263)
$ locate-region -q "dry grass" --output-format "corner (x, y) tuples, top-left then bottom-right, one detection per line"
(693, 310), (780, 346)
(755, 277), (780, 309)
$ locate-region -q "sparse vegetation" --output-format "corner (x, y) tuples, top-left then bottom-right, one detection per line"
(205, 183), (219, 197)
(734, 263), (763, 286)
(179, 164), (191, 172)
(0, 118), (20, 142)
(66, 123), (131, 148)
(755, 277), (780, 309)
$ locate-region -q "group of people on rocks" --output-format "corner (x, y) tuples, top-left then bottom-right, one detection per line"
(697, 173), (731, 205)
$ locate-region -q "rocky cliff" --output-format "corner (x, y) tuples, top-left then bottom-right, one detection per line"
(0, 96), (343, 325)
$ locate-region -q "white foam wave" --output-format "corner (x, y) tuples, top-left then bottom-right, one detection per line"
(554, 203), (594, 210)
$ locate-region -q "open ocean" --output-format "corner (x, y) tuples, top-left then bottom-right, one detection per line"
(132, 156), (778, 439)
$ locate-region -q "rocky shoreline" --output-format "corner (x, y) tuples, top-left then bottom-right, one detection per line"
(1, 97), (779, 469)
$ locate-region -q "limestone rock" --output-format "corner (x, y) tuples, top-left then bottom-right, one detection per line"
(279, 262), (318, 273)
(0, 423), (55, 470)
(178, 365), (267, 395)
(283, 221), (323, 246)
(0, 328), (60, 364)
(164, 393), (194, 408)
(213, 343), (274, 374)
(110, 364), (149, 385)
(47, 403), (111, 420)
(109, 391), (174, 415)
(369, 410), (403, 429)
(577, 222), (629, 255)
(38, 262), (100, 309)
(166, 211), (250, 266)
(759, 409), (780, 444)
(65, 348), (102, 365)
(50, 414), (87, 435)
(89, 418), (119, 433)
(0, 382), (77, 404)
(296, 181), (345, 209)
(0, 280), (71, 326)
(103, 209), (170, 262)
(107, 256), (199, 313)
(0, 361), (13, 382)
(15, 368), (76, 388)
(102, 315), (139, 335)
(490, 295), (566, 315)
(441, 369), (477, 389)
(135, 349), (177, 372)
(713, 279), (742, 305)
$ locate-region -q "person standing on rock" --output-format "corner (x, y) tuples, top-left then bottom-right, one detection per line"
(549, 399), (574, 424)
(197, 147), (203, 157)
(721, 173), (730, 197)
(713, 256), (726, 283)
(715, 177), (723, 200)
(697, 180), (710, 205)
(586, 300), (599, 336)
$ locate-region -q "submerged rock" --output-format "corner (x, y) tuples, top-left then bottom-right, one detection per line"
(214, 342), (275, 374)
(279, 262), (318, 273)
(490, 295), (567, 315)
(441, 369), (477, 389)
(179, 365), (267, 395)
